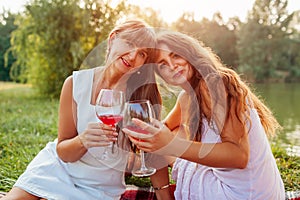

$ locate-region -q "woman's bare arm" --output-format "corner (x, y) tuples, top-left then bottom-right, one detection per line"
(56, 76), (87, 162)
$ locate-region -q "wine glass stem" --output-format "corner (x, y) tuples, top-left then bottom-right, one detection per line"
(140, 150), (147, 171)
(111, 123), (116, 153)
(101, 124), (117, 159)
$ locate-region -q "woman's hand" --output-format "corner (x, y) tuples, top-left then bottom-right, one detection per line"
(78, 122), (118, 150)
(122, 118), (175, 155)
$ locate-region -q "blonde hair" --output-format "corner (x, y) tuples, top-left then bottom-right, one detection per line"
(109, 20), (162, 151)
(107, 19), (156, 63)
(156, 31), (281, 141)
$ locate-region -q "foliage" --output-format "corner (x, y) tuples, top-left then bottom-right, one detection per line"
(272, 144), (300, 191)
(9, 0), (128, 98)
(0, 12), (17, 81)
(9, 0), (86, 97)
(237, 0), (297, 82)
(1, 0), (299, 99)
(172, 12), (239, 69)
(126, 5), (167, 28)
(125, 167), (175, 187)
(81, 0), (127, 48)
(285, 17), (300, 82)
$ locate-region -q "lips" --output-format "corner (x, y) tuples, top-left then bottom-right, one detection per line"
(121, 57), (131, 68)
(173, 70), (183, 78)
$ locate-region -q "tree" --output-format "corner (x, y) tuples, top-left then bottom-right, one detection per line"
(173, 12), (239, 69)
(10, 0), (128, 98)
(126, 5), (167, 28)
(0, 11), (17, 81)
(81, 0), (127, 47)
(237, 0), (296, 82)
(10, 0), (86, 97)
(285, 10), (300, 82)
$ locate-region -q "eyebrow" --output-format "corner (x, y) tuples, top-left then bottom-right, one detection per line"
(157, 51), (175, 64)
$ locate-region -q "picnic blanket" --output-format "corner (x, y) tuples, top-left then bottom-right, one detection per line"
(120, 184), (176, 200)
(1, 186), (299, 199)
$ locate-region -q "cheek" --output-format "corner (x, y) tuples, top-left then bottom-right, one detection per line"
(134, 57), (147, 68)
(159, 70), (172, 82)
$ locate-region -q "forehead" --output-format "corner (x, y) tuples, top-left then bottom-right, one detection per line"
(157, 43), (172, 59)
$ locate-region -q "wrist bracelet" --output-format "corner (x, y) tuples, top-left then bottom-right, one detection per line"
(153, 184), (170, 191)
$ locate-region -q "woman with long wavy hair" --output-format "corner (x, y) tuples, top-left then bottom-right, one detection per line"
(123, 30), (285, 199)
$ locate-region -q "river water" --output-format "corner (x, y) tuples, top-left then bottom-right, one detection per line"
(254, 83), (300, 156)
(160, 82), (300, 156)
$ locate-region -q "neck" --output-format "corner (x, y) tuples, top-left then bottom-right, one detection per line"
(101, 65), (131, 91)
(181, 82), (193, 93)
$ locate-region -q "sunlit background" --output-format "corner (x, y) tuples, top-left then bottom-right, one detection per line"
(1, 0), (299, 145)
(1, 0), (300, 151)
(0, 0), (300, 192)
(1, 0), (300, 23)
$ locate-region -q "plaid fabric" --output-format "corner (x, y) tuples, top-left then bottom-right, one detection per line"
(120, 185), (157, 200)
(286, 191), (300, 200)
(121, 186), (300, 200)
(1, 188), (299, 199)
(120, 184), (176, 200)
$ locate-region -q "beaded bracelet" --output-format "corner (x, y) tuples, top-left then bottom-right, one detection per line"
(153, 184), (170, 191)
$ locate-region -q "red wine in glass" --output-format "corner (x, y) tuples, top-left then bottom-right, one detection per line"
(95, 89), (124, 160)
(125, 125), (149, 134)
(123, 100), (156, 177)
(97, 114), (123, 126)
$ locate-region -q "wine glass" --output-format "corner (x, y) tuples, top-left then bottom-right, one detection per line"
(95, 89), (124, 160)
(123, 100), (156, 177)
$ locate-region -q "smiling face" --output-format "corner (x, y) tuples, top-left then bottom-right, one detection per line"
(109, 37), (149, 73)
(106, 23), (156, 75)
(156, 43), (194, 88)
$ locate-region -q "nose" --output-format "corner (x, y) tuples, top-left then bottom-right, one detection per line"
(168, 59), (178, 71)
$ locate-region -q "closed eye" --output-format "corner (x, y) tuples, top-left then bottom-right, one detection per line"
(138, 50), (148, 58)
(171, 53), (181, 59)
(158, 62), (168, 70)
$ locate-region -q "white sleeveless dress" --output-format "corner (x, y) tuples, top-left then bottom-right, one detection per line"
(14, 68), (128, 200)
(172, 108), (285, 200)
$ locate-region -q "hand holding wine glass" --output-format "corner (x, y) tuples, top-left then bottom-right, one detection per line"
(122, 100), (156, 177)
(95, 89), (124, 160)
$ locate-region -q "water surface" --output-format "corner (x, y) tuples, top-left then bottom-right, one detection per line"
(254, 83), (300, 155)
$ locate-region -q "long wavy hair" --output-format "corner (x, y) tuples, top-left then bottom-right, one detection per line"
(155, 31), (281, 142)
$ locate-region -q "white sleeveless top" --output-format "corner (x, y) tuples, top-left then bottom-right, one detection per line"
(172, 108), (285, 200)
(14, 68), (128, 200)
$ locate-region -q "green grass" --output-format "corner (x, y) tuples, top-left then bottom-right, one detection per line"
(0, 83), (58, 191)
(0, 82), (299, 192)
(272, 144), (300, 191)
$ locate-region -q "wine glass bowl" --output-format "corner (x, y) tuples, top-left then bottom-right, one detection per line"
(95, 89), (124, 160)
(123, 100), (156, 177)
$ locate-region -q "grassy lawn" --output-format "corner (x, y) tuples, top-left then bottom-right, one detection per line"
(0, 82), (299, 192)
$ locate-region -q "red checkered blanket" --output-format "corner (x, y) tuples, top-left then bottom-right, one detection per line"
(120, 185), (300, 200)
(1, 186), (299, 199)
